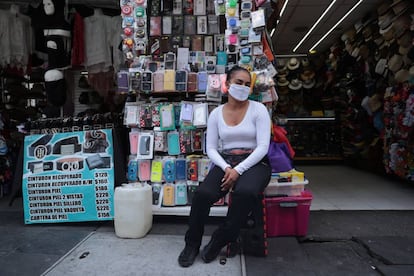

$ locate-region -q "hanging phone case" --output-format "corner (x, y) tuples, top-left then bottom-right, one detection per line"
(138, 159), (151, 181)
(187, 72), (198, 92)
(198, 158), (211, 182)
(163, 158), (176, 183)
(151, 159), (163, 182)
(154, 131), (167, 152)
(141, 71), (153, 92)
(187, 183), (198, 204)
(167, 131), (180, 155)
(164, 69), (176, 91)
(175, 158), (187, 180)
(175, 70), (187, 91)
(187, 158), (198, 181)
(129, 131), (139, 155)
(162, 184), (175, 206)
(197, 72), (208, 92)
(175, 181), (187, 205)
(127, 160), (138, 181)
(152, 183), (162, 205)
(153, 71), (164, 92)
(159, 104), (175, 131)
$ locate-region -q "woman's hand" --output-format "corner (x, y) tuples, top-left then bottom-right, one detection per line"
(221, 167), (239, 191)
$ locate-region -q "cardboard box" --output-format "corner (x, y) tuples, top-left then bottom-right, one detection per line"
(265, 191), (312, 237)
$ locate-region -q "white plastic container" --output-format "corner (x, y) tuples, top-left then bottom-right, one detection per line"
(114, 183), (153, 238)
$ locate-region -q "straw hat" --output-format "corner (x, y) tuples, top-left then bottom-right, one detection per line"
(288, 78), (303, 90)
(388, 54), (404, 72)
(303, 79), (316, 89)
(378, 11), (395, 34)
(277, 76), (289, 87)
(301, 58), (310, 68)
(382, 25), (395, 41)
(300, 70), (315, 81)
(287, 58), (300, 71)
(375, 58), (389, 77)
(394, 69), (410, 83)
(354, 19), (364, 33)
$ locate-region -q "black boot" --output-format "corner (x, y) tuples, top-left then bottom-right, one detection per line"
(201, 236), (227, 263)
(178, 244), (199, 267)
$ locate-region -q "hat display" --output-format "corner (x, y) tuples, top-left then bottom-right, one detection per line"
(354, 19), (364, 33)
(382, 25), (395, 41)
(301, 58), (310, 68)
(288, 78), (302, 90)
(391, 0), (409, 16)
(394, 69), (410, 83)
(277, 85), (289, 95)
(399, 45), (411, 55)
(377, 0), (392, 16)
(397, 30), (413, 48)
(392, 14), (411, 39)
(44, 69), (67, 106)
(375, 58), (389, 77)
(277, 76), (289, 87)
(300, 70), (315, 81)
(378, 11), (395, 34)
(341, 28), (357, 43)
(303, 79), (316, 89)
(287, 58), (300, 71)
(368, 94), (383, 113)
(388, 54), (404, 72)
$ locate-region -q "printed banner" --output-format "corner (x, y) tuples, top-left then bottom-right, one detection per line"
(22, 129), (115, 224)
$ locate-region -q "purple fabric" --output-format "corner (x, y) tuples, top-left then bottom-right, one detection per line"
(267, 141), (293, 173)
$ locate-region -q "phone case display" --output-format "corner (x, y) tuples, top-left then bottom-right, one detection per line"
(119, 0), (278, 216)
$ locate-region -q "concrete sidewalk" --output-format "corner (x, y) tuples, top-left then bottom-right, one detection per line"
(1, 208), (414, 276)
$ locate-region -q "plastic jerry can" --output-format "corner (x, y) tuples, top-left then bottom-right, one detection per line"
(114, 183), (153, 238)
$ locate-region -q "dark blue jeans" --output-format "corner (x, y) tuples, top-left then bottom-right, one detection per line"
(185, 157), (271, 247)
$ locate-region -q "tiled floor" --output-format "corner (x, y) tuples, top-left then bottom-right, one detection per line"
(298, 165), (414, 210)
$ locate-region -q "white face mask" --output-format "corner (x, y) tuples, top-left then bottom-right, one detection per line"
(228, 84), (250, 101)
(43, 0), (55, 15)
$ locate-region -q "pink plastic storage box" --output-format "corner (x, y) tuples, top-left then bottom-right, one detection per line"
(265, 190), (312, 237)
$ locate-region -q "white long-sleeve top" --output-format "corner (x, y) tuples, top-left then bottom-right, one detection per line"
(206, 100), (271, 175)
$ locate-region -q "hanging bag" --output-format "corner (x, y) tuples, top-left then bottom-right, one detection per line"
(267, 140), (293, 173)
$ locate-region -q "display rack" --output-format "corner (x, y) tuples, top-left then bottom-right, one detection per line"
(151, 180), (309, 216)
(281, 117), (342, 161)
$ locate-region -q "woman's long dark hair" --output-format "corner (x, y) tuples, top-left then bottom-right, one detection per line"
(226, 65), (250, 82)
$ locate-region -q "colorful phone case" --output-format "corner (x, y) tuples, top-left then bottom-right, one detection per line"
(153, 71), (164, 92)
(187, 159), (198, 181)
(175, 182), (187, 205)
(127, 160), (138, 181)
(175, 158), (187, 180)
(139, 160), (151, 181)
(197, 72), (208, 92)
(167, 132), (180, 155)
(151, 159), (163, 182)
(163, 159), (176, 182)
(162, 184), (175, 206)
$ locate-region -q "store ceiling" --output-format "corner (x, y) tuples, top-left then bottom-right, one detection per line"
(2, 0), (384, 56)
(271, 0), (383, 56)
